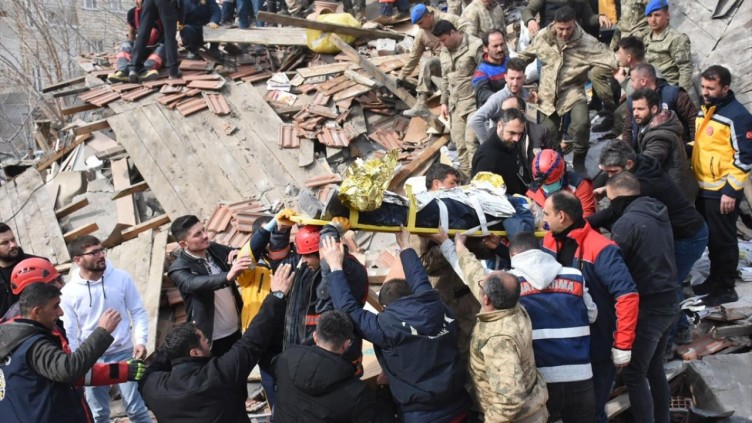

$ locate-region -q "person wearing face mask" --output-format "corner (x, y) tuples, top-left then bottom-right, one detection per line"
(527, 149), (596, 218)
(691, 65), (752, 307)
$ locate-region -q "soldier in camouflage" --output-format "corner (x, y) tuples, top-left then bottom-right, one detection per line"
(642, 0), (697, 103)
(455, 235), (549, 423)
(517, 6), (618, 176)
(610, 0), (650, 50)
(435, 20), (485, 177)
(461, 0), (506, 38)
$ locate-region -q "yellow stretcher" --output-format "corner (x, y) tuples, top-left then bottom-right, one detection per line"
(288, 186), (548, 238)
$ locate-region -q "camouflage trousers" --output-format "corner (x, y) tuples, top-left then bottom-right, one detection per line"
(451, 107), (478, 177)
(416, 56), (442, 95)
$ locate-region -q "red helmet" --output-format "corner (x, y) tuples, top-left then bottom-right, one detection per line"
(11, 258), (61, 295)
(295, 225), (321, 255)
(532, 149), (566, 185)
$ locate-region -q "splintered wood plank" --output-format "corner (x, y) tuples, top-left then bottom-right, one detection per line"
(388, 136), (449, 193)
(110, 158), (138, 227)
(112, 181), (149, 200)
(64, 223), (100, 243)
(144, 230), (168, 354)
(202, 26), (307, 46)
(256, 12), (404, 40)
(55, 198), (90, 220)
(107, 113), (191, 220)
(121, 214), (170, 241)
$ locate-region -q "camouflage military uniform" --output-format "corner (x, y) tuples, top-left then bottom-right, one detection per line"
(399, 8), (472, 95)
(458, 249), (549, 422)
(517, 23), (617, 167)
(441, 33), (485, 176)
(460, 0), (506, 38)
(411, 236), (481, 364)
(610, 0), (650, 50)
(643, 27), (696, 100)
(447, 0), (472, 16)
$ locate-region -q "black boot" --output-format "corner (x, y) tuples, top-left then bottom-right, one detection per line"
(573, 152), (588, 177)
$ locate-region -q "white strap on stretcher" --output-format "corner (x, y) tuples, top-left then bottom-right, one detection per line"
(435, 199), (450, 231)
(468, 196), (489, 235)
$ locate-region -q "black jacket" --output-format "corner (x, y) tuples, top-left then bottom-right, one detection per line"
(273, 345), (376, 423)
(472, 121), (556, 194)
(0, 249), (41, 317)
(168, 243), (242, 341)
(139, 294), (285, 423)
(589, 155), (705, 240)
(610, 197), (679, 307)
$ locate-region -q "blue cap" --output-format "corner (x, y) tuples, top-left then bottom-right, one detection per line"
(645, 0), (669, 16)
(411, 4), (428, 24)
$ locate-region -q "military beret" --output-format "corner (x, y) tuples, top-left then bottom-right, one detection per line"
(645, 0), (669, 16)
(411, 4), (428, 24)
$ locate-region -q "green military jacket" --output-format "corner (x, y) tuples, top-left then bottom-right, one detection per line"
(457, 249), (549, 422)
(399, 7), (473, 79)
(440, 33), (485, 116)
(517, 23), (617, 116)
(461, 0), (506, 38)
(643, 27), (693, 94)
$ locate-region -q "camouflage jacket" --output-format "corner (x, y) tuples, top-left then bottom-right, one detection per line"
(618, 0), (649, 39)
(644, 27), (693, 94)
(458, 249), (549, 422)
(399, 8), (473, 79)
(461, 0), (506, 38)
(440, 33), (485, 116)
(517, 23), (617, 116)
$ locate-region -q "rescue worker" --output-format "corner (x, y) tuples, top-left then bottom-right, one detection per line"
(523, 0), (611, 38)
(642, 0), (696, 102)
(130, 0), (181, 80)
(516, 6), (618, 176)
(692, 65), (752, 307)
(472, 28), (508, 107)
(108, 0), (164, 83)
(527, 149), (596, 217)
(0, 223), (42, 317)
(612, 36), (648, 138)
(471, 108), (529, 195)
(0, 283), (123, 423)
(250, 210), (368, 374)
(397, 4), (472, 119)
(2, 258), (144, 389)
(455, 235), (549, 422)
(461, 0), (505, 38)
(435, 19), (485, 176)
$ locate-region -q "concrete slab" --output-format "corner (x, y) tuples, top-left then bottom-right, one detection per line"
(687, 352), (752, 420)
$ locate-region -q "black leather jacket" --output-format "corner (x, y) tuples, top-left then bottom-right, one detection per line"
(168, 242), (242, 341)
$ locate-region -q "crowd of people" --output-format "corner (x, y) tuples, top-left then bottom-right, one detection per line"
(2, 0), (752, 422)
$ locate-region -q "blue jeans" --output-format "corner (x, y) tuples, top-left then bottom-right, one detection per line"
(251, 0), (264, 26)
(237, 0), (251, 28)
(84, 348), (151, 423)
(622, 304), (679, 423)
(671, 223), (709, 335)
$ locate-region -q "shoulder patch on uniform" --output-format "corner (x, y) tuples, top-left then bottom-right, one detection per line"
(746, 131), (752, 140)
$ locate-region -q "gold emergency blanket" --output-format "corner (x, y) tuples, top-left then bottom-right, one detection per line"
(338, 149), (399, 211)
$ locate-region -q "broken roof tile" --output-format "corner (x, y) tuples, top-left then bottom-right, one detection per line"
(176, 97), (208, 116)
(121, 86), (155, 102)
(279, 124), (300, 148)
(205, 93), (231, 116)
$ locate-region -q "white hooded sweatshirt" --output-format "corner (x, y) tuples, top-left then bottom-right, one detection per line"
(61, 259), (148, 354)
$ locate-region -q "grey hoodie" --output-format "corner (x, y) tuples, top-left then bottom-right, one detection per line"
(510, 249), (598, 323)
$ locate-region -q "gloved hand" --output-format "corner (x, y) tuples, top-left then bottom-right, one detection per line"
(331, 216), (351, 233)
(611, 348), (631, 368)
(127, 359), (146, 382)
(208, 22), (219, 29)
(275, 208), (299, 226)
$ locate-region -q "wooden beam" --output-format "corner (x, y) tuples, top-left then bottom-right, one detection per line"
(42, 76), (86, 93)
(33, 131), (50, 152)
(63, 222), (99, 243)
(72, 119), (110, 135)
(121, 214), (171, 241)
(345, 70), (378, 87)
(111, 158), (138, 227)
(95, 145), (128, 160)
(257, 12), (404, 40)
(55, 198), (90, 220)
(112, 180), (149, 200)
(52, 86), (91, 98)
(388, 136), (449, 192)
(36, 134), (92, 172)
(60, 103), (100, 116)
(202, 26), (308, 46)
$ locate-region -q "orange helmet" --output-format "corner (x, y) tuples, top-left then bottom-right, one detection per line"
(295, 225), (321, 255)
(11, 257), (61, 295)
(532, 149), (566, 185)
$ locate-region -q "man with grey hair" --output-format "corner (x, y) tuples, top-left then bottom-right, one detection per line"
(455, 233), (548, 422)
